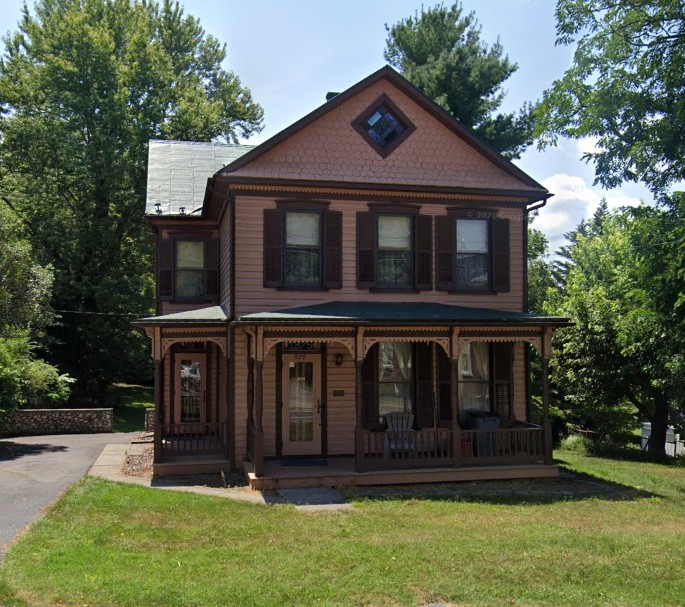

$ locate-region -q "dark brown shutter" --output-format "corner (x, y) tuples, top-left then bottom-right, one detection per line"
(435, 216), (455, 290)
(158, 238), (174, 301)
(415, 215), (432, 290)
(492, 217), (510, 292)
(361, 344), (379, 429)
(437, 346), (452, 423)
(205, 239), (219, 299)
(263, 209), (283, 288)
(323, 210), (342, 289)
(414, 343), (435, 429)
(493, 343), (513, 419)
(357, 212), (376, 288)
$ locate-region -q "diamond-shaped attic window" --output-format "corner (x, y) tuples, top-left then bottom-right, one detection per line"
(353, 94), (415, 158)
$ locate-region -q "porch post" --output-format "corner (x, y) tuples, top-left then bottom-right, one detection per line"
(354, 327), (365, 473)
(450, 327), (461, 467)
(153, 358), (163, 464)
(247, 356), (254, 430)
(253, 359), (264, 476)
(541, 327), (553, 465)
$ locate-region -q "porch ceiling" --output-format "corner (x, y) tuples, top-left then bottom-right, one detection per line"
(236, 301), (570, 327)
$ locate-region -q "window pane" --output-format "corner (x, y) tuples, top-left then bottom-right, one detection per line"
(288, 362), (315, 442)
(378, 250), (411, 287)
(457, 253), (489, 289)
(458, 342), (489, 381)
(379, 215), (411, 249)
(456, 219), (488, 253)
(176, 269), (204, 298)
(379, 382), (413, 418)
(458, 382), (490, 422)
(286, 212), (320, 246)
(180, 359), (201, 422)
(177, 241), (204, 270)
(285, 248), (320, 286)
(378, 342), (412, 381)
(363, 106), (406, 149)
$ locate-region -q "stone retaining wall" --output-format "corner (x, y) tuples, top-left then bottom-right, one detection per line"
(2, 408), (113, 437)
(145, 408), (155, 432)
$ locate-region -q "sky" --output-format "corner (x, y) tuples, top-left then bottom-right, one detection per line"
(0, 0), (654, 252)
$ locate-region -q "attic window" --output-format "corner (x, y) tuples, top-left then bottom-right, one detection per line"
(353, 94), (415, 158)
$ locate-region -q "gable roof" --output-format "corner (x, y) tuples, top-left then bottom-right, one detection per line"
(146, 140), (254, 215)
(218, 66), (546, 195)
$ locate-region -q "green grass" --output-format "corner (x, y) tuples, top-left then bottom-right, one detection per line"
(1, 449), (684, 607)
(105, 383), (153, 433)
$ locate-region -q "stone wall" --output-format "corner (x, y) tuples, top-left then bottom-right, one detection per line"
(2, 408), (113, 437)
(145, 408), (155, 432)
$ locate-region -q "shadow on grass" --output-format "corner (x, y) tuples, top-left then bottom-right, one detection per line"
(582, 442), (684, 467)
(341, 470), (655, 506)
(104, 383), (153, 433)
(0, 579), (30, 607)
(0, 441), (68, 462)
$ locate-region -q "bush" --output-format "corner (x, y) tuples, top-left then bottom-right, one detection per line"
(0, 335), (73, 422)
(559, 434), (592, 454)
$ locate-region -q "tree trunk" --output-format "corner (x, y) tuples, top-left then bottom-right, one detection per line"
(647, 391), (669, 456)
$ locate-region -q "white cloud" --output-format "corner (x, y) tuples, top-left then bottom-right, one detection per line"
(576, 136), (602, 156)
(533, 173), (643, 253)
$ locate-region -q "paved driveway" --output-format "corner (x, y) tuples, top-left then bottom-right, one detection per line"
(0, 432), (137, 562)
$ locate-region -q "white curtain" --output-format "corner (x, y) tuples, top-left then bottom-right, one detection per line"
(378, 216), (411, 250)
(286, 212), (319, 246)
(456, 219), (488, 253)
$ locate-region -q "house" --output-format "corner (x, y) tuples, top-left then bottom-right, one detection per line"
(135, 66), (570, 489)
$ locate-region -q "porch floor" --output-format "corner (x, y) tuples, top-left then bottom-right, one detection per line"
(244, 457), (559, 490)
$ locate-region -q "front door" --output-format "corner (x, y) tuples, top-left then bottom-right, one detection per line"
(282, 352), (321, 456)
(174, 353), (207, 424)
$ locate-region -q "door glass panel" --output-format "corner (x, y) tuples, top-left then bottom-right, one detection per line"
(180, 358), (201, 422)
(288, 361), (314, 442)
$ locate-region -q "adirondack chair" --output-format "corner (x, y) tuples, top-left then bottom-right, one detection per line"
(383, 412), (415, 459)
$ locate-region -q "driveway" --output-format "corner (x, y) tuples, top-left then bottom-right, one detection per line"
(0, 432), (137, 563)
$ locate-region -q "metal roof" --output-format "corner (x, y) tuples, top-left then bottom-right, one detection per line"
(145, 140), (254, 215)
(134, 305), (229, 326)
(237, 302), (571, 325)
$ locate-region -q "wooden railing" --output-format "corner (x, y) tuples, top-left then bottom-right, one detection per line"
(160, 422), (227, 457)
(358, 424), (546, 471)
(360, 428), (453, 471)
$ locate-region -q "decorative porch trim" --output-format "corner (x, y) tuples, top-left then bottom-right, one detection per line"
(160, 333), (228, 358)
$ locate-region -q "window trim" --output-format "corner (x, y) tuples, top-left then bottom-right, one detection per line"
(172, 237), (210, 303)
(352, 93), (416, 159)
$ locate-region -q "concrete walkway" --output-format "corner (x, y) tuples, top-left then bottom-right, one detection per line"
(89, 444), (353, 511)
(0, 432), (138, 563)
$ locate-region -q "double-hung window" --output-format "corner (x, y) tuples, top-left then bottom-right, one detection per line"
(357, 207), (432, 291)
(263, 203), (342, 290)
(157, 235), (219, 303)
(176, 241), (205, 299)
(377, 342), (413, 421)
(456, 219), (490, 290)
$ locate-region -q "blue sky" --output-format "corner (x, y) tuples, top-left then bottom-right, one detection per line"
(0, 0), (653, 251)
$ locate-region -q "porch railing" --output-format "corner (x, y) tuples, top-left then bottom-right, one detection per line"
(160, 422), (228, 458)
(358, 424), (545, 471)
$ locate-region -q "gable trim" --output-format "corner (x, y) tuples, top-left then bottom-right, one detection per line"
(218, 65), (546, 193)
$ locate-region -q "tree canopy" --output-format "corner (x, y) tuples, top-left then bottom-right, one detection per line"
(535, 0), (685, 195)
(0, 0), (264, 398)
(385, 2), (534, 160)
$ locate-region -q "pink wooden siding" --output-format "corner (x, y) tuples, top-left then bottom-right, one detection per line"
(326, 344), (356, 455)
(228, 79), (530, 192)
(233, 195), (525, 317)
(219, 205), (231, 315)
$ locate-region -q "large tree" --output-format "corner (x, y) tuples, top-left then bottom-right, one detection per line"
(547, 202), (685, 454)
(0, 0), (263, 398)
(385, 2), (535, 160)
(535, 0), (685, 195)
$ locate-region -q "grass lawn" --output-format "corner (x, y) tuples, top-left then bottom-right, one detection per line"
(1, 449), (684, 607)
(105, 383), (153, 433)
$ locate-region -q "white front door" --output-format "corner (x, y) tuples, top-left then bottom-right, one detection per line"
(174, 353), (207, 424)
(282, 352), (321, 456)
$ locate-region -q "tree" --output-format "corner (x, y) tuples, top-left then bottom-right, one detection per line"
(547, 204), (685, 454)
(385, 2), (534, 160)
(0, 0), (264, 398)
(535, 0), (685, 195)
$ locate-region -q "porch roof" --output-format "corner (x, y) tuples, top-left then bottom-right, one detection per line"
(236, 302), (570, 326)
(133, 305), (229, 326)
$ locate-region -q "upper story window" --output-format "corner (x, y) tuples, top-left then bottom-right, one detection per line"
(263, 203), (342, 290)
(357, 207), (432, 291)
(353, 94), (416, 158)
(176, 241), (205, 298)
(157, 235), (219, 303)
(285, 211), (321, 287)
(456, 219), (490, 291)
(377, 215), (412, 288)
(435, 212), (510, 293)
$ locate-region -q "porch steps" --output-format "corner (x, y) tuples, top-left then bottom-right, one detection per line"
(244, 459), (559, 491)
(153, 456), (231, 477)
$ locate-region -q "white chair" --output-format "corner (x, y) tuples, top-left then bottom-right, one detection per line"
(383, 412), (415, 459)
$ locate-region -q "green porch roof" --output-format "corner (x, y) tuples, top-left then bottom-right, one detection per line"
(134, 305), (228, 326)
(237, 302), (570, 326)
